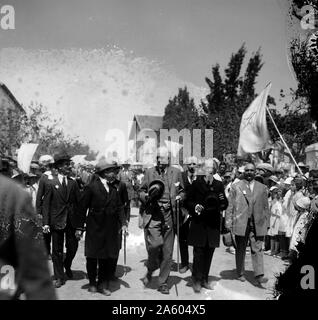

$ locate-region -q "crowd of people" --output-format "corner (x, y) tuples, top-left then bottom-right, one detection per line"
(0, 147), (317, 299)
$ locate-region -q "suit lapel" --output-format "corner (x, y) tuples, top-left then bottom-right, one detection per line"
(66, 178), (73, 201)
(53, 176), (66, 201)
(96, 178), (109, 201)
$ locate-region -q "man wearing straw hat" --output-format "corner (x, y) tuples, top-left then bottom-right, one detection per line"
(139, 146), (185, 295)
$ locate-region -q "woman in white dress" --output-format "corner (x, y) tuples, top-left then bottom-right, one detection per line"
(268, 187), (283, 256)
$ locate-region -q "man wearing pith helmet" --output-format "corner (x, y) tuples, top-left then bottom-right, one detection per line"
(139, 146), (185, 294)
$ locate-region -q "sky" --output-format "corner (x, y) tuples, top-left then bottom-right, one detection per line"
(0, 0), (298, 157)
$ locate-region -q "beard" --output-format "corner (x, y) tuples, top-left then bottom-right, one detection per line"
(245, 174), (255, 181)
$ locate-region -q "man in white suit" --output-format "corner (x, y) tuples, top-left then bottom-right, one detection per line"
(225, 163), (270, 286)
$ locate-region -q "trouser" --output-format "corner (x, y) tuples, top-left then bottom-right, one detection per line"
(264, 235), (270, 251)
(192, 245), (215, 283)
(144, 216), (175, 286)
(179, 219), (190, 267)
(278, 232), (290, 258)
(125, 200), (131, 223)
(44, 232), (52, 255)
(86, 258), (113, 286)
(235, 219), (265, 278)
(51, 223), (78, 280)
(270, 235), (280, 255)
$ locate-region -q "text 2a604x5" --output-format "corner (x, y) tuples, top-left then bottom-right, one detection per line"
(155, 304), (206, 315)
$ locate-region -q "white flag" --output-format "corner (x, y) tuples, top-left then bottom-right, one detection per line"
(237, 83), (272, 156)
(17, 143), (39, 174)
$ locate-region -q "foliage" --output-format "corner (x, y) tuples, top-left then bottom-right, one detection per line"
(0, 102), (97, 160)
(199, 44), (275, 159)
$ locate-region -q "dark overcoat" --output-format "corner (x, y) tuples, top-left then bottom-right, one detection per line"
(77, 178), (125, 259)
(186, 177), (228, 248)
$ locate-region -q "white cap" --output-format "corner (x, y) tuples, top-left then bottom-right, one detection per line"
(284, 177), (293, 185)
(39, 155), (54, 165)
(296, 197), (311, 210)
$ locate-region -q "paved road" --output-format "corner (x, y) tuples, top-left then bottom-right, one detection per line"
(53, 207), (285, 300)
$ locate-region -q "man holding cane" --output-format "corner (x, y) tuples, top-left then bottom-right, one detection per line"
(139, 146), (185, 295)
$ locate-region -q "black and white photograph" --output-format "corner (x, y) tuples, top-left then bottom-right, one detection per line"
(0, 0), (318, 304)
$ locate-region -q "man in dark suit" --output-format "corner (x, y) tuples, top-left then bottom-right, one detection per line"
(76, 160), (127, 296)
(0, 170), (56, 300)
(186, 159), (228, 293)
(225, 163), (270, 286)
(139, 146), (185, 295)
(36, 155), (56, 258)
(42, 152), (81, 288)
(178, 156), (198, 274)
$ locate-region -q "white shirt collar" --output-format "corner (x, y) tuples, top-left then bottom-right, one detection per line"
(99, 176), (109, 192)
(58, 174), (67, 185)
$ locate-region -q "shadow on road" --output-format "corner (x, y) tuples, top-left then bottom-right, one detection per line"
(116, 265), (132, 278)
(68, 270), (87, 281)
(170, 261), (193, 272)
(183, 275), (221, 288)
(220, 269), (266, 289)
(80, 278), (130, 293)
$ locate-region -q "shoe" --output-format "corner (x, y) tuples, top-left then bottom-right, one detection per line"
(54, 279), (65, 288)
(255, 275), (268, 285)
(264, 250), (271, 255)
(192, 281), (201, 293)
(97, 284), (111, 296)
(141, 273), (152, 287)
(201, 281), (213, 290)
(237, 275), (246, 282)
(88, 284), (97, 293)
(64, 267), (73, 279)
(179, 265), (189, 274)
(157, 284), (170, 295)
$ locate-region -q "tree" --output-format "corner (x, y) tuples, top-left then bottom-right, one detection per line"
(200, 44), (275, 159)
(267, 92), (318, 163)
(163, 86), (201, 130)
(0, 102), (97, 160)
(287, 0), (318, 123)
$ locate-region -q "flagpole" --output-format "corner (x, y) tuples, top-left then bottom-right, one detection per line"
(266, 107), (304, 176)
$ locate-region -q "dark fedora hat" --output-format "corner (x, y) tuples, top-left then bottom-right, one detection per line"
(148, 179), (165, 201)
(95, 159), (120, 174)
(204, 194), (219, 212)
(53, 151), (71, 165)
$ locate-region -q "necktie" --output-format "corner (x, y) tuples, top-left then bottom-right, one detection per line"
(62, 176), (67, 196)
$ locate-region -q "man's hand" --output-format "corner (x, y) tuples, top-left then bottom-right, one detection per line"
(195, 204), (204, 215)
(75, 230), (83, 240)
(121, 225), (129, 236)
(176, 195), (182, 201)
(43, 225), (50, 234)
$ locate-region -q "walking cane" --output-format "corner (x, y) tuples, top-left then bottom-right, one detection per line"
(123, 230), (127, 276)
(176, 198), (180, 273)
(175, 198), (180, 297)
